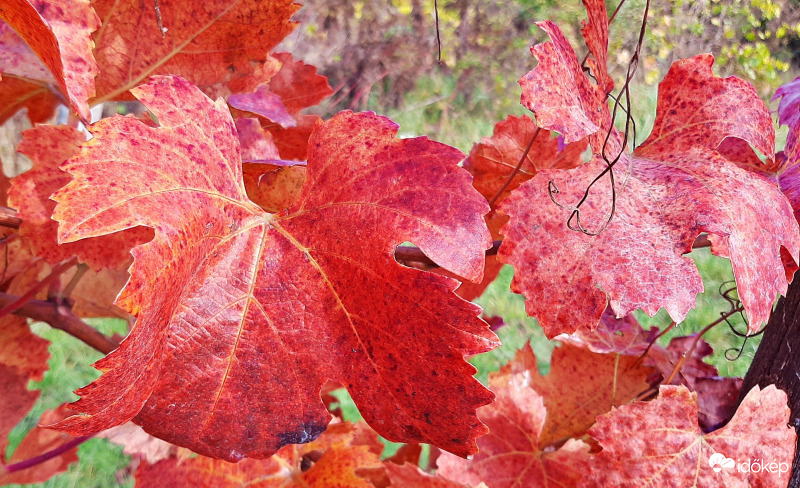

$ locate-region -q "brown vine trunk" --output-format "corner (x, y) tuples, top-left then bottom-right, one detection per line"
(740, 277), (800, 487)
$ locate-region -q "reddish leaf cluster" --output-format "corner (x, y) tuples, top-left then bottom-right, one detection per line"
(0, 0), (798, 486)
(500, 0), (799, 336)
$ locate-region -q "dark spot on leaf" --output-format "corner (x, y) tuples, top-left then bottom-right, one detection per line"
(276, 421), (326, 448)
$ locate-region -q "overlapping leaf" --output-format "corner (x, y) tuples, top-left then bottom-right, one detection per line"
(436, 115), (586, 300)
(236, 117), (307, 213)
(437, 357), (590, 488)
(135, 422), (382, 487)
(9, 125), (153, 270)
(0, 406), (80, 485)
(0, 0), (99, 122)
(0, 260), (50, 456)
(228, 52), (333, 129)
(582, 385), (795, 487)
(497, 343), (652, 447)
(51, 76), (497, 461)
(504, 28), (799, 336)
(91, 0), (300, 103)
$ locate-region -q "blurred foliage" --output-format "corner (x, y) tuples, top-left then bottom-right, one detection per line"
(281, 0), (800, 127)
(640, 0), (800, 95)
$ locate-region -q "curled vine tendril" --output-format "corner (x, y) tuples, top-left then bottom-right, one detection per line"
(716, 280), (764, 361)
(547, 0), (650, 236)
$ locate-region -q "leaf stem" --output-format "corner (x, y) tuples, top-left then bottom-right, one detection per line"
(4, 435), (93, 474)
(0, 257), (78, 320)
(0, 292), (120, 354)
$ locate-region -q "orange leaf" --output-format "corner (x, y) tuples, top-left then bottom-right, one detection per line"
(437, 362), (590, 488)
(91, 0), (300, 103)
(0, 0), (99, 121)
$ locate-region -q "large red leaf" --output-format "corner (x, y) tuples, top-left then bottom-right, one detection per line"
(9, 125), (153, 270)
(50, 76), (497, 461)
(582, 385), (795, 487)
(229, 52), (332, 128)
(91, 0), (300, 103)
(504, 50), (798, 337)
(0, 0), (99, 121)
(437, 359), (590, 488)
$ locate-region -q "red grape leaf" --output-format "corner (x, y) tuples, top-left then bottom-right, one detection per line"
(518, 21), (611, 146)
(385, 463), (471, 488)
(0, 0), (99, 121)
(267, 52), (333, 115)
(774, 76), (800, 130)
(464, 114), (587, 240)
(644, 335), (717, 390)
(50, 76), (497, 461)
(0, 406), (79, 486)
(229, 84), (296, 128)
(91, 0), (299, 103)
(560, 307), (660, 356)
(243, 163), (306, 214)
(499, 342), (652, 447)
(580, 0), (613, 94)
(582, 385), (795, 487)
(237, 117), (307, 212)
(695, 376), (743, 432)
(767, 78), (800, 224)
(237, 117), (282, 162)
(0, 22), (60, 124)
(9, 125), (153, 270)
(135, 421), (382, 487)
(230, 52), (332, 129)
(0, 363), (37, 457)
(270, 113), (322, 161)
(67, 267), (132, 321)
(437, 363), (590, 488)
(503, 54), (798, 337)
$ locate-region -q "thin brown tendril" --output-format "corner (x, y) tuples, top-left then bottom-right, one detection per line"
(487, 127), (542, 208)
(548, 0), (651, 236)
(716, 281), (765, 361)
(434, 0), (442, 65)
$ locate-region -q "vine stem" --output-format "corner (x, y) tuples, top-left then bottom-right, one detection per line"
(0, 257), (78, 319)
(0, 292), (119, 354)
(4, 435), (93, 474)
(664, 306), (744, 385)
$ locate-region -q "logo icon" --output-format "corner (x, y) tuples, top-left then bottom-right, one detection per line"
(709, 453), (735, 472)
